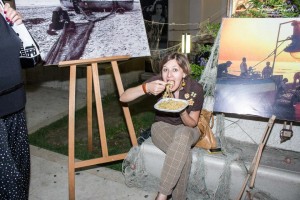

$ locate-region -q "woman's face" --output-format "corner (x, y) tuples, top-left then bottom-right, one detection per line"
(155, 4), (163, 15)
(161, 59), (185, 92)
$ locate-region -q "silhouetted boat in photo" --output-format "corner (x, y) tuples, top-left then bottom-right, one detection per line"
(214, 71), (300, 121)
(214, 75), (277, 118)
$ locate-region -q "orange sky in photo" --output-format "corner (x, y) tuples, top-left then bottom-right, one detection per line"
(218, 18), (298, 63)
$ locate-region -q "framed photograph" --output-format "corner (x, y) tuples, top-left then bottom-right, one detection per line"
(15, 0), (150, 65)
(140, 0), (168, 49)
(214, 18), (300, 122)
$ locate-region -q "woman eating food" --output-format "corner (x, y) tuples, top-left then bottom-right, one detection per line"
(120, 52), (204, 200)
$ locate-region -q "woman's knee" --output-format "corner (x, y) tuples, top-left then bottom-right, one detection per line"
(175, 126), (199, 145)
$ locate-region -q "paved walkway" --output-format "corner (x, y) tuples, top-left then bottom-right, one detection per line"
(26, 86), (156, 200)
(25, 85), (86, 134)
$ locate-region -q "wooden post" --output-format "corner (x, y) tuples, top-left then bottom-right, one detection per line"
(68, 65), (76, 200)
(86, 65), (93, 152)
(249, 115), (276, 188)
(59, 56), (138, 200)
(236, 115), (276, 200)
(111, 61), (137, 146)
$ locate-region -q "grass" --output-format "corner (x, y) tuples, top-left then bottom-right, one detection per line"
(29, 90), (158, 171)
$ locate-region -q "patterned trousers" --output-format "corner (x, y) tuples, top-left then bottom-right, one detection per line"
(0, 110), (30, 200)
(151, 121), (200, 200)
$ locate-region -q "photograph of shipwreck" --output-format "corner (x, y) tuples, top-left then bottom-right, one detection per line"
(16, 0), (150, 65)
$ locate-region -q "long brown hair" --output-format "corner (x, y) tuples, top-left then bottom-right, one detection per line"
(159, 52), (191, 75)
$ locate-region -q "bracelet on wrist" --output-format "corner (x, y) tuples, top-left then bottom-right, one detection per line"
(142, 83), (147, 94)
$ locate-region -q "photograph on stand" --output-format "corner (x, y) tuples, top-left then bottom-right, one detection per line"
(214, 18), (300, 122)
(15, 0), (150, 65)
(140, 0), (168, 50)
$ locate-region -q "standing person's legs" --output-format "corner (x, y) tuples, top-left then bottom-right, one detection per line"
(0, 110), (30, 200)
(151, 122), (200, 199)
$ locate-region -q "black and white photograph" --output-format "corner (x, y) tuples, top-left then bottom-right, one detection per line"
(140, 0), (168, 49)
(15, 0), (150, 65)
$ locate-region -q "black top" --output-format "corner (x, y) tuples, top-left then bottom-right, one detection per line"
(0, 15), (26, 117)
(146, 75), (204, 125)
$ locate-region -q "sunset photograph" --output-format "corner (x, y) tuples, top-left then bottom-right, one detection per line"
(214, 18), (300, 121)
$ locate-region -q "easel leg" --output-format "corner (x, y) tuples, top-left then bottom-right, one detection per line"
(249, 115), (276, 188)
(68, 65), (76, 200)
(236, 115), (276, 200)
(111, 61), (137, 146)
(92, 63), (109, 157)
(87, 65), (93, 152)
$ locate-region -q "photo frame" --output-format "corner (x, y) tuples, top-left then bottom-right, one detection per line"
(15, 0), (150, 65)
(214, 18), (300, 122)
(140, 0), (168, 50)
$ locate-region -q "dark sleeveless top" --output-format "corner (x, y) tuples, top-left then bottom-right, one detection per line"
(0, 15), (26, 117)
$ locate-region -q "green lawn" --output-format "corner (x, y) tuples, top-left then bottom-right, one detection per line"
(29, 92), (157, 171)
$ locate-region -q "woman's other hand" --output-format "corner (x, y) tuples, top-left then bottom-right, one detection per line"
(3, 3), (22, 25)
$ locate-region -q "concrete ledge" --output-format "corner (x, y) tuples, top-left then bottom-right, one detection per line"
(141, 139), (300, 200)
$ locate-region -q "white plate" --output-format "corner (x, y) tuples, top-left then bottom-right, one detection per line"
(154, 98), (189, 113)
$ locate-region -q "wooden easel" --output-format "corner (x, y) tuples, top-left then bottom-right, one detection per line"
(236, 115), (276, 200)
(59, 55), (138, 200)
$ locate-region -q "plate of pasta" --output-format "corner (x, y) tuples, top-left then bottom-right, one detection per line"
(154, 98), (189, 113)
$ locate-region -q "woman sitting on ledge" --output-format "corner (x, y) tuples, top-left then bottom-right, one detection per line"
(120, 52), (204, 200)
